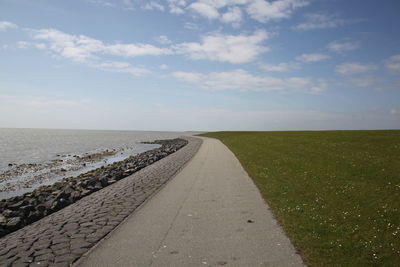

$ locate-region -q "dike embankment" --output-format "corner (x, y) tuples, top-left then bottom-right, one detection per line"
(0, 137), (202, 266)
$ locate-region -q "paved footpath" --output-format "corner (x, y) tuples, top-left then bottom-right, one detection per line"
(76, 137), (304, 267)
(0, 137), (202, 267)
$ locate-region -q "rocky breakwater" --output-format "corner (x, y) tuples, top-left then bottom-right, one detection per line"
(0, 138), (187, 238)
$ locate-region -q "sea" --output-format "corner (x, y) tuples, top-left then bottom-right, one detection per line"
(0, 128), (190, 199)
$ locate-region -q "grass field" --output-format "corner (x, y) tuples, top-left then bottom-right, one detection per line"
(200, 131), (400, 266)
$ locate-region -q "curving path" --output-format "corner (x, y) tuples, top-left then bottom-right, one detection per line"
(76, 137), (304, 267)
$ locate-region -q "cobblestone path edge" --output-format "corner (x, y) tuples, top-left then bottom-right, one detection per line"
(0, 136), (202, 267)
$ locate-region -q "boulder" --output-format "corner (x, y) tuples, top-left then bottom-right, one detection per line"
(94, 182), (103, 190)
(80, 189), (91, 197)
(0, 215), (6, 224)
(36, 204), (47, 214)
(6, 217), (21, 230)
(51, 198), (68, 210)
(8, 200), (29, 211)
(2, 209), (17, 217)
(27, 211), (40, 223)
(20, 205), (35, 216)
(69, 191), (81, 202)
(99, 177), (108, 187)
(108, 179), (117, 184)
(55, 191), (70, 201)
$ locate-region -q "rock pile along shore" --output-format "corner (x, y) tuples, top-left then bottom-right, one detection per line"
(0, 138), (188, 238)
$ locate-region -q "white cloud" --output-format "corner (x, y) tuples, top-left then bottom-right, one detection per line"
(105, 43), (171, 57)
(167, 0), (187, 14)
(35, 43), (47, 50)
(88, 0), (136, 10)
(156, 35), (172, 45)
(172, 0), (307, 24)
(385, 55), (400, 73)
(206, 70), (281, 91)
(184, 22), (199, 30)
(87, 0), (115, 7)
(195, 0), (249, 9)
(188, 1), (248, 25)
(173, 69), (280, 91)
(32, 28), (171, 62)
(293, 13), (358, 31)
(87, 0), (308, 25)
(336, 62), (378, 75)
(259, 62), (299, 72)
(174, 30), (268, 64)
(30, 28), (158, 76)
(172, 71), (202, 83)
(0, 21), (18, 31)
(189, 2), (220, 19)
(286, 77), (328, 94)
(221, 6), (243, 25)
(15, 41), (47, 50)
(246, 0), (309, 23)
(296, 53), (330, 62)
(327, 41), (360, 52)
(91, 61), (149, 76)
(188, 0), (249, 12)
(142, 1), (165, 11)
(172, 69), (327, 93)
(32, 29), (103, 62)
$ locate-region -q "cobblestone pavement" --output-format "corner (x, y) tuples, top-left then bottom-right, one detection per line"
(0, 137), (202, 267)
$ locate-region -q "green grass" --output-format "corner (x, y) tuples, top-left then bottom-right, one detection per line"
(200, 131), (400, 266)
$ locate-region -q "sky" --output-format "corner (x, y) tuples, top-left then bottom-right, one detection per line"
(0, 0), (399, 131)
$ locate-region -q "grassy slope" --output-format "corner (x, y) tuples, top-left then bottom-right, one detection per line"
(200, 131), (400, 266)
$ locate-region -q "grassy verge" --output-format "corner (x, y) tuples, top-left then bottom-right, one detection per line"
(200, 131), (400, 266)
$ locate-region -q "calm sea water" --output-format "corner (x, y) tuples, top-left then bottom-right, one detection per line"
(0, 128), (186, 171)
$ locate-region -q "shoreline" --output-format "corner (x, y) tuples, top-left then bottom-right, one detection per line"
(0, 143), (160, 199)
(0, 128), (188, 172)
(0, 138), (188, 238)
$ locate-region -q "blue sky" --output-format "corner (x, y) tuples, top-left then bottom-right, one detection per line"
(1, 0), (399, 131)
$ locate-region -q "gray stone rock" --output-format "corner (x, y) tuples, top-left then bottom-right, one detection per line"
(94, 182), (103, 190)
(0, 138), (189, 238)
(8, 200), (28, 211)
(6, 217), (21, 230)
